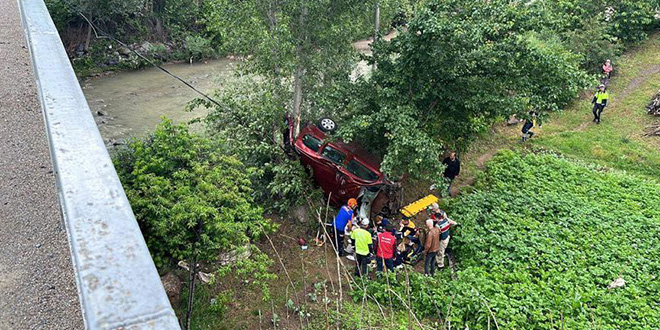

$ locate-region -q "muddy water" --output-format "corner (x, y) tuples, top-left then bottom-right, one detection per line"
(82, 59), (237, 142)
(83, 34), (384, 143)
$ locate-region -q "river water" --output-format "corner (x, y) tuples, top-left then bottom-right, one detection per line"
(82, 59), (237, 142)
(82, 36), (382, 143)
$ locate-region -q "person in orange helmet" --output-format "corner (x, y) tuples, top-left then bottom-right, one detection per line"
(329, 198), (358, 257)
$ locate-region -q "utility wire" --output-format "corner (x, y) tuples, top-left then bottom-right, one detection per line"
(59, 0), (286, 149)
(74, 13), (223, 109)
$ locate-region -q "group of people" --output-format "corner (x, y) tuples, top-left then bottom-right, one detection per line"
(328, 198), (459, 278)
(521, 59), (614, 141)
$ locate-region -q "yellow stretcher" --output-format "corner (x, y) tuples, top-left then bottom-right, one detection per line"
(400, 194), (439, 218)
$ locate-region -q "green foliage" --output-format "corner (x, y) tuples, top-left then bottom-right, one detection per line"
(113, 119), (267, 267)
(184, 35), (217, 61)
(359, 151), (660, 329)
(188, 77), (323, 212)
(340, 0), (593, 181)
(217, 248), (277, 300)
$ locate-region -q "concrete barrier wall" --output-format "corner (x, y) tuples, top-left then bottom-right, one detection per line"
(19, 0), (181, 328)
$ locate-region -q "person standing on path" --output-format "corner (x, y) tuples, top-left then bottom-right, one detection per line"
(592, 84), (610, 124)
(603, 59), (614, 79)
(330, 198), (357, 257)
(424, 219), (440, 276)
(351, 219), (373, 277)
(376, 224), (396, 273)
(437, 214), (458, 270)
(442, 152), (461, 197)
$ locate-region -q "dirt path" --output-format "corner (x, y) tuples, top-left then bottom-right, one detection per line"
(353, 30), (399, 52)
(620, 64), (660, 99)
(453, 38), (660, 195)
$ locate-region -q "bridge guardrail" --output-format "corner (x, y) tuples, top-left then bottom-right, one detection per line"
(19, 0), (181, 328)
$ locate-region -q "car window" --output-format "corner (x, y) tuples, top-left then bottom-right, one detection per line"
(321, 145), (346, 165)
(302, 135), (322, 152)
(347, 159), (379, 181)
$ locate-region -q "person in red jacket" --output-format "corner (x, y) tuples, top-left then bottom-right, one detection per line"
(376, 224), (396, 273)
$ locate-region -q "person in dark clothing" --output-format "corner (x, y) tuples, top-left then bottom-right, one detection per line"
(521, 111), (539, 142)
(373, 214), (390, 233)
(592, 84), (609, 124)
(399, 218), (423, 257)
(442, 152), (461, 197)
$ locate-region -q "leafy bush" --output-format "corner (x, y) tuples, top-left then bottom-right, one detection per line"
(358, 150), (660, 329)
(113, 119), (267, 267)
(184, 35), (217, 61)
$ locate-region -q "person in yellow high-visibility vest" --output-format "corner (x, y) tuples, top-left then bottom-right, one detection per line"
(592, 84), (609, 124)
(521, 111), (539, 142)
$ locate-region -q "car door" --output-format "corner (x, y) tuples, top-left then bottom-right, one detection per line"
(314, 144), (350, 203)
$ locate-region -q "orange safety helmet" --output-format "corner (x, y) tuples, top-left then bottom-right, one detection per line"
(347, 198), (358, 208)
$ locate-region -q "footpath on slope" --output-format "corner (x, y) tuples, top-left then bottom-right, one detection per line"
(453, 34), (660, 194)
(0, 0), (83, 328)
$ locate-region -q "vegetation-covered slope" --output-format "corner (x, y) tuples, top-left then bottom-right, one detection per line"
(360, 151), (660, 329)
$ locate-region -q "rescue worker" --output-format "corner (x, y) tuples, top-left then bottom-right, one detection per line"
(424, 219), (440, 276)
(592, 84), (609, 124)
(399, 218), (423, 257)
(376, 224), (396, 273)
(351, 218), (373, 277)
(330, 198), (357, 257)
(521, 111), (538, 142)
(436, 212), (458, 270)
(373, 214), (390, 233)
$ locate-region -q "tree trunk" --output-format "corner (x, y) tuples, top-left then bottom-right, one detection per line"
(84, 12), (93, 51)
(292, 65), (304, 137)
(291, 4), (308, 138)
(374, 2), (381, 41)
(184, 255), (197, 330)
(266, 2), (284, 146)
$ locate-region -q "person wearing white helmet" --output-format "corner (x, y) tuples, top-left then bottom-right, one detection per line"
(351, 218), (373, 277)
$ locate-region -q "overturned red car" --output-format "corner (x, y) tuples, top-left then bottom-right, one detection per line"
(284, 115), (399, 219)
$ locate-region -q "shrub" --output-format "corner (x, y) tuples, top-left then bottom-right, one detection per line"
(359, 151), (660, 329)
(184, 35), (217, 61)
(113, 119), (267, 267)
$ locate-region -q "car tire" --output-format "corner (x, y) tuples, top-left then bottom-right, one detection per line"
(317, 117), (337, 133)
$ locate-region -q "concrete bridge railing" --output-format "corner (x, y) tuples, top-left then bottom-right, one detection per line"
(20, 0), (181, 328)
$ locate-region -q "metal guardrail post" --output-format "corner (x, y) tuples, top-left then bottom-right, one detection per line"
(19, 0), (181, 328)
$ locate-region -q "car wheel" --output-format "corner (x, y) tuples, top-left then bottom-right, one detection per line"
(317, 117), (337, 133)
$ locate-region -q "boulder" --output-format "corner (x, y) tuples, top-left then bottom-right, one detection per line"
(290, 205), (310, 223)
(218, 245), (251, 266)
(161, 272), (182, 306)
(118, 47), (131, 57)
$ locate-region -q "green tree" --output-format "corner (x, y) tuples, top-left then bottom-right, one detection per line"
(338, 0), (590, 182)
(188, 77), (322, 212)
(205, 0), (375, 137)
(47, 0), (147, 49)
(113, 119), (268, 329)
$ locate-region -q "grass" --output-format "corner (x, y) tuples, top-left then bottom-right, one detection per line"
(457, 34), (660, 188)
